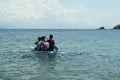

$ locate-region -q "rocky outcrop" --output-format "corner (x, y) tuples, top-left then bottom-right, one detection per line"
(98, 27), (105, 30)
(113, 24), (120, 29)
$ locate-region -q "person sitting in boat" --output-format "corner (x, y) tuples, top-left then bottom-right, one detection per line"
(40, 36), (49, 51)
(34, 37), (41, 51)
(47, 34), (55, 51)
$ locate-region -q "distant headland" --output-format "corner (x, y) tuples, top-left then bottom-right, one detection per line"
(113, 24), (120, 29)
(98, 24), (120, 30)
(98, 27), (105, 30)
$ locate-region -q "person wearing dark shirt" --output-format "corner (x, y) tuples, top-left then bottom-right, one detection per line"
(34, 37), (41, 51)
(47, 34), (55, 51)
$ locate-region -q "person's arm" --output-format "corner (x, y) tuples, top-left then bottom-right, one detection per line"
(34, 41), (38, 45)
(52, 39), (55, 45)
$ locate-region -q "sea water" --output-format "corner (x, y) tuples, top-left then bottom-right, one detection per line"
(0, 29), (120, 80)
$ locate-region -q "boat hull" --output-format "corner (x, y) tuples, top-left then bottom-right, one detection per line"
(32, 46), (58, 58)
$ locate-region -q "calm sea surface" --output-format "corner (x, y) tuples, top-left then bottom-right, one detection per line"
(0, 29), (120, 80)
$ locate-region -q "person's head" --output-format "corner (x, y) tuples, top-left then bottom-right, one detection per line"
(41, 36), (46, 41)
(38, 37), (41, 41)
(49, 34), (53, 39)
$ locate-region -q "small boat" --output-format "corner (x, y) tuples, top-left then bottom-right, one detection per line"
(31, 46), (58, 58)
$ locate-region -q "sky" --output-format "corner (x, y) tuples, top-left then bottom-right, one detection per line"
(0, 0), (119, 29)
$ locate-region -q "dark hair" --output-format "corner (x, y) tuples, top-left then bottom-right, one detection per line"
(41, 36), (45, 41)
(38, 37), (41, 41)
(50, 34), (53, 38)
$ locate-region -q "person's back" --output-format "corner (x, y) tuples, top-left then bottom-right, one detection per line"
(47, 34), (55, 51)
(40, 36), (49, 51)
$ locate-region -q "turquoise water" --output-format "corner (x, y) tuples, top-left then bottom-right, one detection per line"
(0, 29), (120, 80)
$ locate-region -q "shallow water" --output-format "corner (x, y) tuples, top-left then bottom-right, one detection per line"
(0, 29), (120, 80)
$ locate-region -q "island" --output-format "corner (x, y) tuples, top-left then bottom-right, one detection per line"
(113, 24), (120, 29)
(98, 26), (105, 30)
